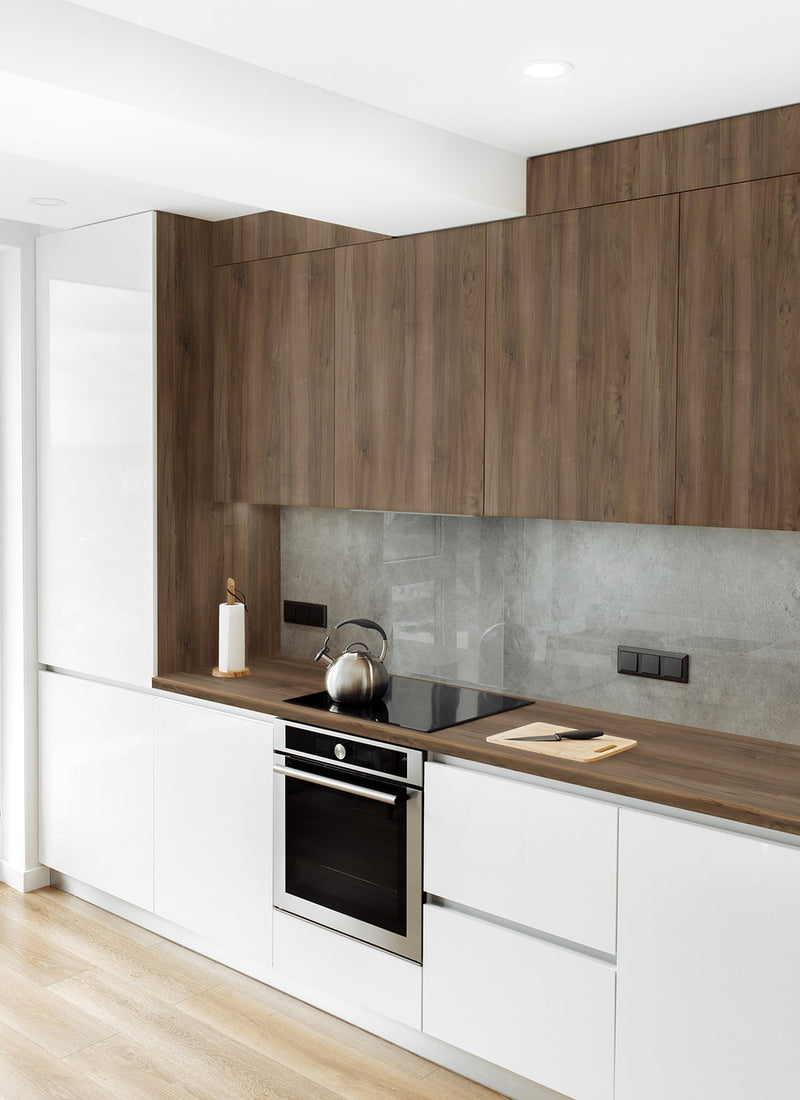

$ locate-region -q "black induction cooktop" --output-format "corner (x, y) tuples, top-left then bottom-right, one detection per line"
(286, 676), (532, 733)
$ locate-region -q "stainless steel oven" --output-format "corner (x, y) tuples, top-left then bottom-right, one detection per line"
(273, 718), (424, 963)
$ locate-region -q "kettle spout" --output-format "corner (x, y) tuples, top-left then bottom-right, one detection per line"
(314, 635), (334, 667)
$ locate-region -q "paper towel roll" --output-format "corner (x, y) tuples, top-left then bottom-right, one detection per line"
(218, 601), (246, 673)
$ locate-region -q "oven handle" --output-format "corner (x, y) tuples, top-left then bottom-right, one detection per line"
(273, 764), (402, 805)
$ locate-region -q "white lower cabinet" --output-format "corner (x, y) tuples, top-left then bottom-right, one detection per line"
(616, 809), (800, 1100)
(424, 762), (618, 954)
(422, 761), (617, 1100)
(423, 905), (615, 1100)
(154, 697), (272, 967)
(273, 909), (422, 1029)
(39, 670), (154, 910)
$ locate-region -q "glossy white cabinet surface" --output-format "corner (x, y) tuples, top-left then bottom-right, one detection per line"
(424, 905), (614, 1100)
(424, 762), (618, 953)
(39, 671), (154, 910)
(273, 910), (422, 1030)
(616, 809), (800, 1100)
(154, 698), (272, 965)
(37, 212), (155, 687)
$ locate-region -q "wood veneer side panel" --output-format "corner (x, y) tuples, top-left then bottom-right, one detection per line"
(527, 102), (800, 216)
(677, 176), (800, 529)
(224, 503), (281, 659)
(334, 225), (485, 515)
(156, 213), (225, 673)
(486, 198), (678, 523)
(213, 211), (389, 266)
(213, 263), (245, 502)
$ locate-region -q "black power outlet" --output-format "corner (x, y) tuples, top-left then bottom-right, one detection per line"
(618, 645), (689, 683)
(284, 600), (328, 628)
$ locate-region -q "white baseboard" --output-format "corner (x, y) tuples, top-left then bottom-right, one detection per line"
(0, 861), (51, 892)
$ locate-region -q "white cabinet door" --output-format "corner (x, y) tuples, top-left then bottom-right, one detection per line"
(37, 212), (155, 687)
(154, 698), (272, 966)
(616, 809), (800, 1100)
(424, 905), (615, 1100)
(39, 671), (154, 910)
(425, 762), (618, 953)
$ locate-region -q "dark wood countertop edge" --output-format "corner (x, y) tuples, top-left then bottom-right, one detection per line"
(153, 659), (800, 839)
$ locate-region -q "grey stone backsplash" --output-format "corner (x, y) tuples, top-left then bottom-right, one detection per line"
(280, 507), (800, 744)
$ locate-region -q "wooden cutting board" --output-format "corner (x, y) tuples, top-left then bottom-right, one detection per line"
(487, 722), (637, 762)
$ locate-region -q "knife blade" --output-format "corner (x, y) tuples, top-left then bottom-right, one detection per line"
(511, 728), (604, 742)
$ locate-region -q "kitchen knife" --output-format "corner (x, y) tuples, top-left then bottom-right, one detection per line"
(511, 728), (604, 742)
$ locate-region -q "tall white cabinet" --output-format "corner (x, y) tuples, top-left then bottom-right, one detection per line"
(616, 809), (800, 1099)
(36, 212), (156, 687)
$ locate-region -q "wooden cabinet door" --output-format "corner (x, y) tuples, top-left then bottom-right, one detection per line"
(215, 249), (334, 506)
(485, 197), (679, 522)
(677, 175), (800, 529)
(616, 809), (800, 1100)
(334, 225), (485, 515)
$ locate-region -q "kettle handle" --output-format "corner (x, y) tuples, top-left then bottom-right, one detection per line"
(335, 618), (388, 662)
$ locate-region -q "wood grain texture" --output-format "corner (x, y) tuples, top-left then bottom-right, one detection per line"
(0, 886), (499, 1100)
(154, 654), (800, 837)
(214, 250), (335, 506)
(223, 502), (281, 658)
(335, 224), (485, 515)
(156, 213), (225, 674)
(527, 102), (800, 215)
(485, 197), (678, 522)
(213, 210), (388, 266)
(677, 175), (800, 529)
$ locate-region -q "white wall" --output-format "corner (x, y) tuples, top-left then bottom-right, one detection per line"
(0, 218), (48, 890)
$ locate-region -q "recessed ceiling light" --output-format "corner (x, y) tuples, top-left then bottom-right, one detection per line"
(28, 196), (67, 207)
(523, 59), (573, 80)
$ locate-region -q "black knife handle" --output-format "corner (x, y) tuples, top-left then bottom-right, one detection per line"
(563, 729), (604, 739)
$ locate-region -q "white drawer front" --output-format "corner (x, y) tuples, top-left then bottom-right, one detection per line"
(424, 762), (618, 953)
(423, 905), (615, 1100)
(273, 910), (421, 1030)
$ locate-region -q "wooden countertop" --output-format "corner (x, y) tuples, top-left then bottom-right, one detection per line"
(154, 656), (800, 837)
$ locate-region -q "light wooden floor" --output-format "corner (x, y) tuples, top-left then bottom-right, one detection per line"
(0, 884), (506, 1099)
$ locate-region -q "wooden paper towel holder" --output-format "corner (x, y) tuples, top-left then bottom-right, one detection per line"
(212, 577), (250, 678)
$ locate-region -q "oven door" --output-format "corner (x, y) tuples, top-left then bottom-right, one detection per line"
(273, 752), (422, 962)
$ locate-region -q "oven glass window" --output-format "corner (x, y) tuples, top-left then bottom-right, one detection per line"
(283, 762), (407, 936)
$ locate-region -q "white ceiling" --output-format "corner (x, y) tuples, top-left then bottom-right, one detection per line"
(2, 0), (800, 235)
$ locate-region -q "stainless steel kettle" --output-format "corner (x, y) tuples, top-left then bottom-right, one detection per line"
(314, 617), (389, 705)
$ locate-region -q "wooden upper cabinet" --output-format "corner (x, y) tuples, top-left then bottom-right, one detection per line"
(334, 225), (485, 515)
(677, 175), (800, 530)
(214, 249), (335, 507)
(485, 197), (679, 523)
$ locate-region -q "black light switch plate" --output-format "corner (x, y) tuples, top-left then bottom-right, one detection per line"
(284, 600), (327, 628)
(618, 645), (689, 683)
